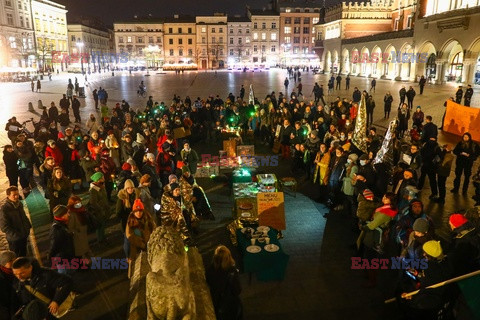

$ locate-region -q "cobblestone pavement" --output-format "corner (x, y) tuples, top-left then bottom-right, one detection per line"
(1, 70), (479, 319)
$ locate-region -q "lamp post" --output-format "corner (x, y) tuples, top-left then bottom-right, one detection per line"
(76, 42), (84, 74)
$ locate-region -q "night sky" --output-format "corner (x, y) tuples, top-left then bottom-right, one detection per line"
(56, 0), (351, 26)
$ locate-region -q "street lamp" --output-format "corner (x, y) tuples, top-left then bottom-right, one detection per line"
(76, 41), (84, 74)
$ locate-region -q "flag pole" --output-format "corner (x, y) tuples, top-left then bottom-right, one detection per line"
(384, 269), (480, 304)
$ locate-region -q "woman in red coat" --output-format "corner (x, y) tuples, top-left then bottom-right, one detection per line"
(45, 140), (63, 167)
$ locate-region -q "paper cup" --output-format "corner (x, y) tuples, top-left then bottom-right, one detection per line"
(250, 238), (255, 245)
(265, 238), (270, 244)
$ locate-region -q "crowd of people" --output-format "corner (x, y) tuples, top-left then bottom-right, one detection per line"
(0, 72), (479, 319)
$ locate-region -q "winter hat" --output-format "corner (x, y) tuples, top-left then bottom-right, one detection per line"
(53, 205), (68, 218)
(58, 132), (65, 139)
(348, 153), (358, 162)
(0, 250), (16, 266)
(363, 189), (374, 201)
(359, 154), (369, 161)
(107, 130), (114, 135)
(423, 240), (443, 258)
(136, 133), (145, 144)
(169, 174), (178, 183)
(122, 162), (132, 171)
(146, 153), (155, 162)
(170, 182), (180, 191)
(310, 130), (318, 138)
(124, 179), (135, 190)
(449, 214), (468, 229)
(47, 139), (56, 147)
(91, 172), (104, 182)
(127, 158), (136, 167)
(133, 199), (144, 211)
(413, 218), (429, 234)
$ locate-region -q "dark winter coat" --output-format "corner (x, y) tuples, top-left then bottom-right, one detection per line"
(49, 220), (75, 260)
(0, 199), (31, 242)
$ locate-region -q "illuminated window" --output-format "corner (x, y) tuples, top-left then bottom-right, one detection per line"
(261, 33), (266, 40)
(286, 8), (291, 13)
(127, 36), (132, 43)
(284, 36), (291, 43)
(271, 33), (277, 41)
(253, 33), (258, 40)
(284, 26), (291, 34)
(313, 17), (319, 24)
(201, 27), (206, 33)
(245, 37), (250, 43)
(9, 36), (16, 48)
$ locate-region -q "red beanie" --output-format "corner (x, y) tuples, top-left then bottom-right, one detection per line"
(363, 189), (374, 201)
(449, 214), (468, 228)
(58, 132), (65, 139)
(122, 162), (132, 171)
(133, 199), (144, 211)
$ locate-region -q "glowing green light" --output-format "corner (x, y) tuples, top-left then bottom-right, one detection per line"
(230, 117), (234, 122)
(210, 174), (216, 178)
(184, 245), (189, 252)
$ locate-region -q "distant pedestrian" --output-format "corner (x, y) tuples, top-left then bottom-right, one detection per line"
(383, 92), (393, 118)
(36, 79), (41, 92)
(455, 86), (463, 104)
(72, 96), (81, 123)
(370, 78), (376, 93)
(419, 75), (426, 94)
(399, 86), (406, 107)
(284, 77), (289, 94)
(345, 75), (350, 90)
(464, 84), (473, 107)
(297, 82), (303, 96)
(335, 74), (342, 90)
(406, 86), (416, 109)
(30, 80), (34, 92)
(93, 89), (99, 110)
(239, 85), (245, 100)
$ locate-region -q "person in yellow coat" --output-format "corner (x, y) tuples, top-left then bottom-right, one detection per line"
(313, 143), (331, 203)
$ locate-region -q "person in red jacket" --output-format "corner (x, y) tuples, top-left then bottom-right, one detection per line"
(45, 140), (64, 167)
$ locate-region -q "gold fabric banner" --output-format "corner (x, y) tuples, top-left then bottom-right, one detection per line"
(444, 100), (480, 141)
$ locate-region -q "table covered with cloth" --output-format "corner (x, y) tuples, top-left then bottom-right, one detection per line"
(235, 228), (289, 282)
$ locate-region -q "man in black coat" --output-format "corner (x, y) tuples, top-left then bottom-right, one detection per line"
(0, 187), (32, 257)
(452, 132), (480, 194)
(455, 86), (463, 104)
(448, 214), (480, 276)
(12, 257), (73, 319)
(464, 84), (473, 107)
(421, 116), (437, 143)
(59, 94), (70, 115)
(406, 86), (416, 110)
(71, 96), (81, 123)
(352, 87), (361, 103)
(399, 86), (407, 107)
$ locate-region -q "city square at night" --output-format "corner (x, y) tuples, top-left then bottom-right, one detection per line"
(1, 0), (480, 319)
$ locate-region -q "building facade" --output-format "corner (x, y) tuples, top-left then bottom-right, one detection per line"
(0, 0), (36, 68)
(226, 16), (251, 68)
(195, 14), (227, 69)
(278, 0), (322, 67)
(247, 9), (280, 67)
(67, 22), (111, 73)
(114, 19), (164, 68)
(31, 0), (68, 71)
(163, 15), (196, 69)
